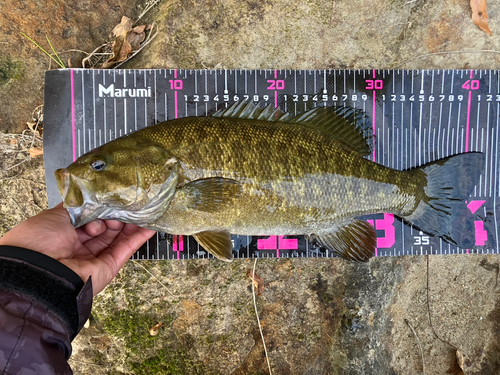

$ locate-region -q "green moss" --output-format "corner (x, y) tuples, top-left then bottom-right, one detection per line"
(103, 310), (159, 350)
(130, 348), (205, 375)
(0, 57), (24, 84)
(102, 309), (208, 373)
(93, 351), (104, 364)
(232, 299), (247, 317)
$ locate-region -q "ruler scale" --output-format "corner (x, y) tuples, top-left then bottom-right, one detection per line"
(44, 69), (500, 260)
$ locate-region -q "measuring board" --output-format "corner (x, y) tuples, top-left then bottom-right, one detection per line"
(43, 69), (500, 260)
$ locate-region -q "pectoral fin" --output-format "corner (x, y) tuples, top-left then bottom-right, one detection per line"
(180, 178), (242, 213)
(310, 219), (376, 262)
(193, 230), (234, 262)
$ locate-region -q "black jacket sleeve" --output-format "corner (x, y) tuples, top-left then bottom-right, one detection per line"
(0, 246), (93, 375)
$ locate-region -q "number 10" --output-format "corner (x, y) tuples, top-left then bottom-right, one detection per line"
(169, 79), (183, 90)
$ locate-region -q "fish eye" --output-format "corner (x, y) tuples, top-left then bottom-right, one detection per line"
(91, 159), (106, 171)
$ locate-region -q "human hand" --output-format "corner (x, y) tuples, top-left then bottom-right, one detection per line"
(0, 204), (156, 295)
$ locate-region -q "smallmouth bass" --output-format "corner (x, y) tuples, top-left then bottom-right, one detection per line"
(55, 101), (487, 261)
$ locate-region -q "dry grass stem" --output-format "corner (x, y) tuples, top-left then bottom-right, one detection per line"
(252, 258), (272, 375)
(405, 318), (426, 374)
(82, 44), (110, 68)
(132, 260), (175, 297)
(68, 359), (102, 367)
(1, 106), (44, 175)
(426, 256), (458, 350)
(136, 0), (161, 23)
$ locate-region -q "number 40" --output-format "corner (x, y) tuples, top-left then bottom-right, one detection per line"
(462, 80), (480, 90)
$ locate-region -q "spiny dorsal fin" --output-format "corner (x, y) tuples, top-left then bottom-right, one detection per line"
(213, 102), (371, 156)
(310, 219), (376, 262)
(213, 101), (290, 122)
(286, 106), (372, 156)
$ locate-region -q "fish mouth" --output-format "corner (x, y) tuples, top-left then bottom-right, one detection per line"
(55, 168), (105, 228)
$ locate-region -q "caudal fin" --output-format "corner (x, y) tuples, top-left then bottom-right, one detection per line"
(404, 152), (487, 248)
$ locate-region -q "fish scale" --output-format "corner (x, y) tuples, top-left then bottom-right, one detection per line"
(44, 69), (500, 259)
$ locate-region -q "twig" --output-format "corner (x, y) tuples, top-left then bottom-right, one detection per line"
(405, 318), (426, 375)
(68, 358), (102, 367)
(393, 50), (500, 69)
(0, 172), (23, 181)
(135, 0), (161, 23)
(132, 260), (175, 297)
(252, 258), (272, 375)
(6, 159), (29, 171)
(28, 106), (43, 149)
(82, 43), (109, 68)
(426, 256), (457, 350)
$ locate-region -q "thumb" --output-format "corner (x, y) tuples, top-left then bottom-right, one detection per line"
(91, 228), (156, 295)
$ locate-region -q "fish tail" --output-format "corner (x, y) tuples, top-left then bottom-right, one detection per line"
(404, 152), (487, 248)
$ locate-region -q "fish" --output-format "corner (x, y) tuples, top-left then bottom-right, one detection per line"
(54, 101), (487, 262)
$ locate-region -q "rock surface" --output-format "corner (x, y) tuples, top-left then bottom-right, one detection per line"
(1, 0), (500, 374)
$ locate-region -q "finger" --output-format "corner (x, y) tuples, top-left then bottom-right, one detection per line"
(105, 227), (156, 269)
(65, 228), (156, 295)
(82, 222), (151, 256)
(76, 219), (106, 243)
(79, 222), (126, 255)
(103, 220), (127, 231)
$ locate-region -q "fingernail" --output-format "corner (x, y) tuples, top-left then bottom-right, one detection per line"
(94, 220), (103, 231)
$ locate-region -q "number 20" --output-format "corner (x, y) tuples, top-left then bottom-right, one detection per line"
(267, 80), (285, 90)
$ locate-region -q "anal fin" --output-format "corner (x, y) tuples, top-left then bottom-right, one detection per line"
(310, 219), (376, 262)
(193, 231), (234, 262)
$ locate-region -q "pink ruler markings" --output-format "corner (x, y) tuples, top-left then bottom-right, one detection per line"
(71, 69), (76, 161)
(65, 69), (497, 258)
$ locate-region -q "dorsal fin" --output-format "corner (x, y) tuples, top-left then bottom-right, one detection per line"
(291, 106), (372, 156)
(213, 102), (371, 156)
(213, 101), (291, 122)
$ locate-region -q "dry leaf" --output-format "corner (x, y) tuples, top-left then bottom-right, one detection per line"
(9, 138), (17, 146)
(446, 349), (465, 375)
(100, 16), (151, 68)
(149, 322), (163, 336)
(29, 147), (43, 158)
(247, 270), (265, 296)
(112, 16), (133, 38)
(471, 0), (492, 36)
(127, 25), (147, 50)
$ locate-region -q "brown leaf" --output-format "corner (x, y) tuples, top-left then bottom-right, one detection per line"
(127, 26), (147, 51)
(132, 24), (147, 34)
(100, 16), (151, 68)
(9, 138), (18, 146)
(247, 270), (265, 296)
(29, 147), (43, 158)
(471, 0), (492, 36)
(446, 349), (465, 375)
(112, 16), (133, 38)
(149, 322), (163, 336)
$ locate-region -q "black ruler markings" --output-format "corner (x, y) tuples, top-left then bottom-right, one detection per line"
(43, 69), (500, 260)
